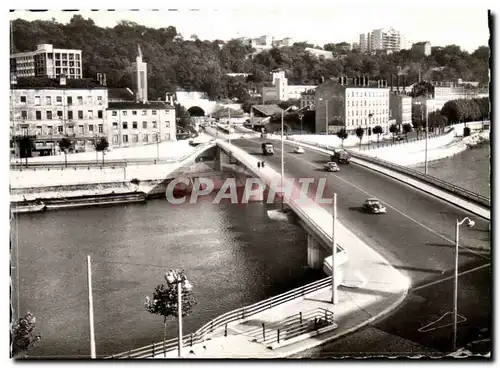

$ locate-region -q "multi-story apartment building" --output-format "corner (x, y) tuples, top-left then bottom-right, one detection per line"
(10, 76), (107, 156)
(314, 77), (390, 134)
(106, 102), (176, 148)
(389, 92), (413, 127)
(359, 28), (411, 54)
(10, 44), (83, 79)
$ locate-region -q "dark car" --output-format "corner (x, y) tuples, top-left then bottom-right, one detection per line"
(362, 198), (387, 214)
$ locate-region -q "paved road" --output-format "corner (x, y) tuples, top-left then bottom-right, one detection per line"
(230, 137), (491, 354)
(292, 265), (491, 357)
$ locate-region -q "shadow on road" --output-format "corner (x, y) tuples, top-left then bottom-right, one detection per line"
(379, 262), (445, 275)
(348, 206), (368, 214)
(425, 242), (490, 255)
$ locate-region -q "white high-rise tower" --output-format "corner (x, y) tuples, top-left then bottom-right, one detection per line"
(132, 45), (148, 103)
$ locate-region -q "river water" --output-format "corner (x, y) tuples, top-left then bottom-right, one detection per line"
(412, 144), (490, 198)
(11, 198), (322, 358)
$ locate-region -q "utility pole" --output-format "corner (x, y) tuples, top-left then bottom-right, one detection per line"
(332, 193), (338, 304)
(87, 255), (96, 359)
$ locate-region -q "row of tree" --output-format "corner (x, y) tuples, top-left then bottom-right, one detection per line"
(441, 97), (490, 124)
(11, 16), (489, 102)
(16, 136), (109, 165)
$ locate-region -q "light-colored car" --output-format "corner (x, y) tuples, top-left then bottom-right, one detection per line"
(294, 146), (305, 154)
(362, 198), (387, 214)
(324, 162), (340, 172)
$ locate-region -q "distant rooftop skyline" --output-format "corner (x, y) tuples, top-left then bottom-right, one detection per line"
(9, 2), (492, 53)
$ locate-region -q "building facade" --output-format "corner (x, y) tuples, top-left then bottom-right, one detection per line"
(106, 102), (176, 148)
(314, 77), (390, 135)
(10, 44), (83, 79)
(299, 89), (316, 109)
(10, 81), (108, 156)
(412, 41), (432, 56)
(359, 28), (411, 54)
(389, 93), (413, 127)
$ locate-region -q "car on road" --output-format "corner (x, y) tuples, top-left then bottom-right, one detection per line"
(294, 146), (305, 154)
(362, 198), (387, 214)
(324, 162), (340, 172)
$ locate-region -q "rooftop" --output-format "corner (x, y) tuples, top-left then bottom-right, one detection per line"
(251, 104), (283, 116)
(107, 101), (175, 110)
(10, 77), (105, 90)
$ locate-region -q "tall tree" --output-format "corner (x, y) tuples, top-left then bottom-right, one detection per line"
(355, 127), (364, 148)
(58, 138), (72, 168)
(144, 270), (196, 352)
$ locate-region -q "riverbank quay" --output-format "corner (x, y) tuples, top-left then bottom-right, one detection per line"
(10, 139), (200, 165)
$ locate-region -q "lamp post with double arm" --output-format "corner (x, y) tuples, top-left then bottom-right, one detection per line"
(280, 105), (297, 211)
(164, 269), (193, 358)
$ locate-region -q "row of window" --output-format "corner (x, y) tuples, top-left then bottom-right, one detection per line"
(347, 100), (388, 107)
(54, 61), (81, 67)
(19, 95), (104, 106)
(21, 124), (104, 135)
(111, 110), (170, 117)
(345, 118), (387, 126)
(112, 121), (171, 129)
(112, 133), (171, 144)
(347, 109), (388, 117)
(21, 109), (104, 120)
(346, 91), (388, 98)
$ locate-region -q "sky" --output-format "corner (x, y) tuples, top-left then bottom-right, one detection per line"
(6, 0), (494, 53)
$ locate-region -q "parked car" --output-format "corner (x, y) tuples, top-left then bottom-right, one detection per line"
(324, 162), (340, 172)
(362, 198), (387, 214)
(294, 146), (305, 154)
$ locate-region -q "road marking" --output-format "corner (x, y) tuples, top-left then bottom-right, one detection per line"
(268, 145), (490, 261)
(418, 312), (467, 333)
(412, 263), (491, 292)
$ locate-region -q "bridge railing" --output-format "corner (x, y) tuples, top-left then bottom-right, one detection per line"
(346, 150), (490, 208)
(107, 276), (334, 359)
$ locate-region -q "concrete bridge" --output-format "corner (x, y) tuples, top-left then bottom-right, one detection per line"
(186, 141), (350, 272)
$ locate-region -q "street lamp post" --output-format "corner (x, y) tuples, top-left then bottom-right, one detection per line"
(424, 108), (428, 175)
(453, 217), (475, 352)
(298, 113), (304, 135)
(280, 105), (297, 211)
(165, 270), (193, 358)
(332, 193), (338, 304)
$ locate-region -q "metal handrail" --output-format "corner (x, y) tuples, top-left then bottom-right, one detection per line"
(347, 150), (490, 208)
(108, 276), (333, 358)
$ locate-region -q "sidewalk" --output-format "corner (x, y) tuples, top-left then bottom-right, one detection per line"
(151, 141), (410, 359)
